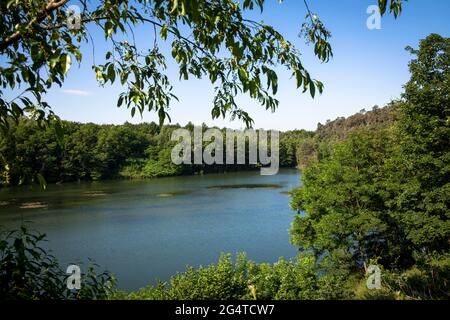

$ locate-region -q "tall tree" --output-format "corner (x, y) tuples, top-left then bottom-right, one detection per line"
(290, 33), (449, 274)
(393, 34), (450, 251)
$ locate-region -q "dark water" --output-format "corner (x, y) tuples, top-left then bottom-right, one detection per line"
(0, 169), (300, 291)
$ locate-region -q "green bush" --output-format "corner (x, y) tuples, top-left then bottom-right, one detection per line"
(0, 226), (115, 300)
(1, 227), (446, 300)
(352, 253), (450, 300)
(114, 253), (348, 300)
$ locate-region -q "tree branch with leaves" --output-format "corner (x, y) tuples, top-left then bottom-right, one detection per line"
(0, 0), (405, 132)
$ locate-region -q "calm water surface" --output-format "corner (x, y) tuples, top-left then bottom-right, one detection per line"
(0, 169), (300, 290)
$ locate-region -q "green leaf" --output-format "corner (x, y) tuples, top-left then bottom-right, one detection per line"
(117, 96), (124, 107)
(238, 67), (248, 82)
(107, 64), (115, 83)
(96, 69), (103, 82)
(309, 81), (316, 98)
(36, 174), (47, 190)
(160, 24), (169, 40)
(62, 54), (72, 74)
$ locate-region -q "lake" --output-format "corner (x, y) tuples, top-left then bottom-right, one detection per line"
(0, 169), (300, 291)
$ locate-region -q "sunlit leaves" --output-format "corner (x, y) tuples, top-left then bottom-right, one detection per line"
(300, 13), (333, 63)
(396, 34), (450, 247)
(378, 0), (405, 18)
(0, 0), (85, 131)
(290, 34), (449, 281)
(82, 1), (324, 127)
(97, 41), (176, 126)
(0, 0), (406, 133)
(61, 54), (72, 74)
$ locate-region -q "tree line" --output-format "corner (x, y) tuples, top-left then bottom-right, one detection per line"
(0, 100), (398, 188)
(0, 119), (315, 187)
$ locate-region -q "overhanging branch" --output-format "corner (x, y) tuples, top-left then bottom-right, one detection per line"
(0, 0), (69, 51)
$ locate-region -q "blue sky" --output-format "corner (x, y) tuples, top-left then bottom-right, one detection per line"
(41, 0), (450, 130)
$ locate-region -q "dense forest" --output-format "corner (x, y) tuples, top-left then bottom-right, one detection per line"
(0, 119), (314, 187)
(0, 103), (396, 187)
(1, 33), (448, 300)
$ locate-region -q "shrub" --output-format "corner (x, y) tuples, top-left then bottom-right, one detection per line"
(0, 226), (115, 300)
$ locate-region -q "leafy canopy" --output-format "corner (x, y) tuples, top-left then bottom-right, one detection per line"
(0, 0), (404, 130)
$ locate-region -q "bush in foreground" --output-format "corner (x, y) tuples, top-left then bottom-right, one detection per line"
(1, 226), (448, 300)
(0, 226), (115, 300)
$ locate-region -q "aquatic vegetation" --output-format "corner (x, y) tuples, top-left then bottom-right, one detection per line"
(208, 184), (282, 190)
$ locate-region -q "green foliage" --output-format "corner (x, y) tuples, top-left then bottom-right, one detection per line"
(315, 104), (398, 142)
(279, 130), (314, 168)
(0, 0), (405, 131)
(289, 104), (398, 169)
(120, 148), (184, 178)
(386, 252), (450, 300)
(0, 226), (64, 299)
(113, 253), (348, 300)
(0, 120), (152, 185)
(2, 226), (445, 300)
(290, 128), (407, 269)
(0, 0), (405, 185)
(378, 0), (405, 17)
(289, 33), (449, 300)
(355, 253), (450, 300)
(0, 119), (312, 187)
(0, 225), (115, 300)
(394, 33), (450, 250)
(0, 0), (338, 131)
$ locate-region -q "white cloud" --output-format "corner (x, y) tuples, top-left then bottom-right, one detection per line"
(61, 89), (94, 96)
